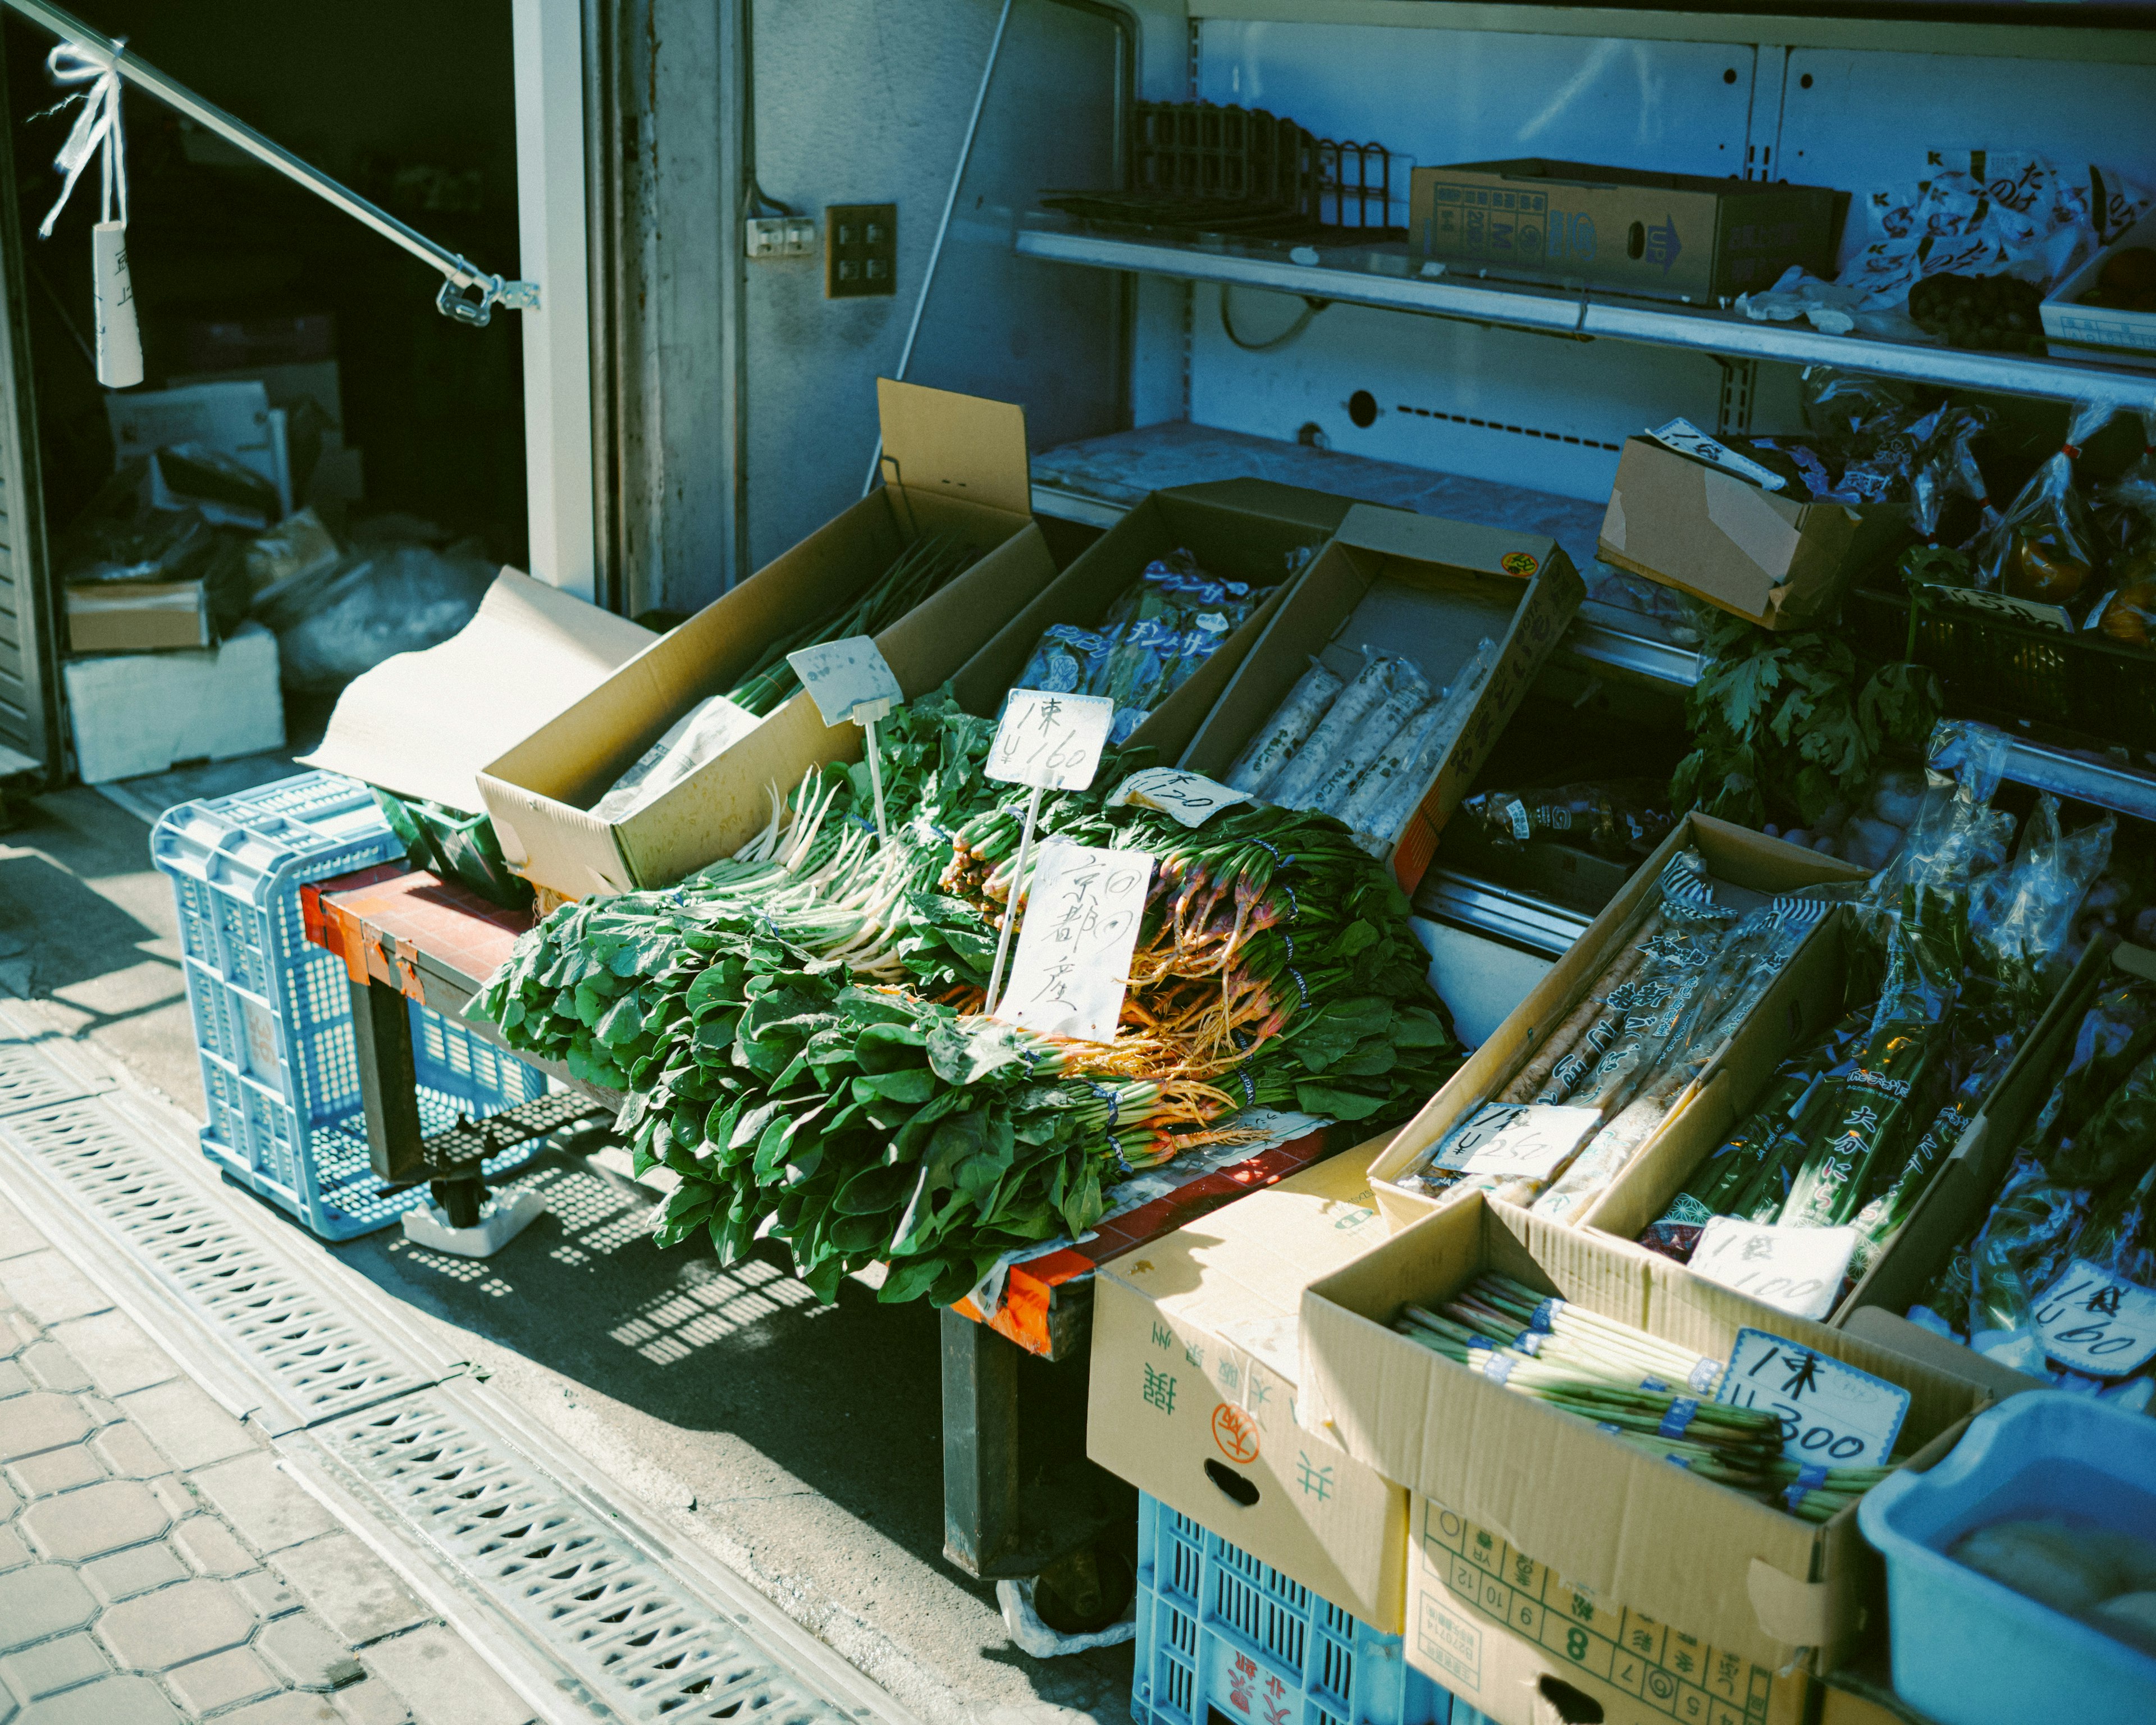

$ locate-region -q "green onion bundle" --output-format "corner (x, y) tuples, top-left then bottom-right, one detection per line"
(1392, 1274), (1886, 1522)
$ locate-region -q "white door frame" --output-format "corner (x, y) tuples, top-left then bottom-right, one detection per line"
(511, 0), (596, 600)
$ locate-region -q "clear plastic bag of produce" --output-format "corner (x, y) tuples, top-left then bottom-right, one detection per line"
(1977, 396), (2127, 617)
(1226, 658), (1341, 795)
(1015, 623), (1113, 695)
(1308, 660), (1432, 818)
(1970, 793), (2116, 1023)
(1459, 778), (1677, 860)
(592, 693), (765, 823)
(254, 534), (500, 693)
(1266, 650), (1398, 811)
(1905, 402), (1995, 544)
(2091, 408), (2156, 649)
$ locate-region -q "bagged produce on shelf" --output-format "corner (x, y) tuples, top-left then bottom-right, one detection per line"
(1008, 551), (1264, 744)
(2092, 409), (2156, 647)
(1977, 396), (2125, 617)
(472, 692), (1460, 1306)
(592, 693), (766, 823)
(255, 533), (498, 693)
(1459, 778), (1677, 860)
(1224, 657), (1342, 794)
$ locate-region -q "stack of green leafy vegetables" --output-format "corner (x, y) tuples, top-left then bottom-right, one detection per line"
(471, 693), (1458, 1304)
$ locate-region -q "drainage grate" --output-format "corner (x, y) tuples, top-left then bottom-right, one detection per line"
(325, 1397), (838, 1725)
(1, 1096), (430, 1421)
(0, 1039), (112, 1120)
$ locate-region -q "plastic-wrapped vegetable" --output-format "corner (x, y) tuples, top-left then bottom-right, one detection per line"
(1978, 396), (2125, 615)
(1370, 638), (1499, 834)
(1335, 699), (1437, 837)
(1460, 778), (1677, 860)
(1016, 624), (1113, 695)
(1969, 795), (2116, 1024)
(1309, 661), (1433, 816)
(1226, 658), (1342, 795)
(1267, 651), (1400, 811)
(593, 694), (763, 822)
(2093, 409), (2156, 649)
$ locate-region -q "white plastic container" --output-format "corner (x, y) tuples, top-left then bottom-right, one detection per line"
(1857, 1391), (2156, 1725)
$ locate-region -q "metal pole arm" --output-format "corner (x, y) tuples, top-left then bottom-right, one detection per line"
(1, 0), (539, 325)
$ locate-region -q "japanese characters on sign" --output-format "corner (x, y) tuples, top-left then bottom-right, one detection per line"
(785, 635), (905, 727)
(1716, 1327), (1909, 1467)
(1648, 417), (1787, 492)
(1108, 766), (1251, 828)
(2035, 1259), (2156, 1377)
(1433, 1103), (1602, 1184)
(999, 841), (1154, 1044)
(1688, 1217), (1859, 1324)
(987, 688), (1116, 791)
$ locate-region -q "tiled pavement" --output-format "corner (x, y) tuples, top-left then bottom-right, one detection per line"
(0, 1196), (534, 1725)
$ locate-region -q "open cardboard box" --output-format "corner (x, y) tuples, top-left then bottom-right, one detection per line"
(1178, 503), (1583, 893)
(1404, 1489), (1814, 1725)
(66, 578), (214, 653)
(1598, 434), (1909, 631)
(479, 381), (1059, 900)
(1298, 1192), (1997, 1676)
(2040, 205), (2156, 364)
(1089, 1140), (1408, 1630)
(947, 478), (1356, 764)
(1833, 937), (2156, 1357)
(1367, 815), (1870, 1232)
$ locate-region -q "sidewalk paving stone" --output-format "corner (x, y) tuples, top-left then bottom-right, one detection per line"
(221, 1692), (348, 1724)
(0, 1362), (29, 1399)
(330, 1678), (413, 1725)
(81, 1544), (188, 1604)
(96, 1576), (257, 1671)
(48, 1315), (174, 1399)
(258, 1616), (365, 1691)
(165, 1646), (281, 1715)
(234, 1568), (304, 1619)
(23, 1481), (168, 1561)
(115, 1381), (256, 1470)
(0, 1196), (40, 1261)
(358, 1628), (530, 1725)
(1, 1632), (109, 1701)
(0, 1394), (89, 1462)
(271, 1537), (431, 1646)
(190, 1454), (337, 1555)
(19, 1343), (89, 1396)
(7, 1449), (101, 1499)
(0, 1254), (109, 1327)
(0, 1566), (97, 1650)
(173, 1514), (255, 1577)
(16, 1672), (179, 1724)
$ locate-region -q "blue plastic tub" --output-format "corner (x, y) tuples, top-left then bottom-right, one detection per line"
(1857, 1390), (2156, 1725)
(152, 772), (546, 1240)
(1134, 1494), (1450, 1725)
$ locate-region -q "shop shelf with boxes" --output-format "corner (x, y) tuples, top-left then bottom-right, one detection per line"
(151, 772), (550, 1242)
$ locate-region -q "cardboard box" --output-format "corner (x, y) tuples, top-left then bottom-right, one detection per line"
(2040, 206), (2156, 363)
(1404, 1492), (1812, 1725)
(63, 619), (282, 783)
(1598, 435), (1910, 630)
(66, 578), (212, 653)
(1410, 161), (1848, 303)
(1367, 815), (1870, 1233)
(479, 381), (1059, 899)
(1089, 1142), (1409, 1630)
(1298, 1192), (1994, 1674)
(949, 478), (1351, 764)
(1177, 503), (1582, 894)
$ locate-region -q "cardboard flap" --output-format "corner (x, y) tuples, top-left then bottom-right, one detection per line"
(303, 570), (654, 813)
(1336, 501), (1554, 575)
(1748, 1557), (1832, 1648)
(876, 378), (1031, 518)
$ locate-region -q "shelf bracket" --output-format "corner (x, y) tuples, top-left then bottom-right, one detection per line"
(1716, 357), (1759, 439)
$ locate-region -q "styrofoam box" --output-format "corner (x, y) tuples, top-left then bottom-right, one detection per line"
(1857, 1391), (2156, 1725)
(2040, 206), (2156, 360)
(63, 619), (285, 783)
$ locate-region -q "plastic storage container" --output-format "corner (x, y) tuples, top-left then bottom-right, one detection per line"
(1857, 1391), (2156, 1725)
(152, 772), (546, 1240)
(1134, 1493), (1450, 1725)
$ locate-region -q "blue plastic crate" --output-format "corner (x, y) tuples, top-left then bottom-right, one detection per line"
(152, 772), (546, 1240)
(1135, 1494), (1451, 1725)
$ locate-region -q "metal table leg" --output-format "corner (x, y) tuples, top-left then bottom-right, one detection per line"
(942, 1304), (1020, 1575)
(349, 978), (424, 1184)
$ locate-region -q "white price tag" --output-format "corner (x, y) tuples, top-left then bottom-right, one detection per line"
(1718, 1327), (1910, 1468)
(1919, 583), (2075, 635)
(1109, 767), (1251, 828)
(2035, 1259), (2156, 1377)
(1650, 417), (1787, 492)
(999, 841), (1155, 1044)
(785, 635), (904, 727)
(988, 690), (1117, 791)
(1434, 1103), (1600, 1183)
(1689, 1217), (1858, 1322)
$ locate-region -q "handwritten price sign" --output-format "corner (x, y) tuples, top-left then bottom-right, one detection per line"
(1718, 1327), (1910, 1468)
(1433, 1103), (1600, 1184)
(1689, 1217), (1858, 1324)
(2035, 1259), (2156, 1377)
(1649, 417), (1787, 492)
(1001, 841), (1154, 1043)
(1109, 767), (1250, 828)
(786, 635), (903, 727)
(989, 690), (1116, 791)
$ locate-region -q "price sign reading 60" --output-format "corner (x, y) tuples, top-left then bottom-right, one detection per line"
(2036, 1260), (2156, 1377)
(988, 690), (1115, 792)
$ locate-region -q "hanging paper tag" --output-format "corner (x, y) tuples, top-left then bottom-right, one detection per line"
(92, 221), (143, 390)
(1718, 1327), (1909, 1467)
(989, 690), (1116, 791)
(1108, 767), (1250, 828)
(1918, 583), (2074, 635)
(785, 635), (903, 727)
(1650, 418), (1787, 492)
(998, 841), (1155, 1043)
(2034, 1259), (2156, 1377)
(1433, 1103), (1600, 1183)
(1689, 1217), (1858, 1323)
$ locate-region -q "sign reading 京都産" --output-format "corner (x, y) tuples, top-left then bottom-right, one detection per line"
(1000, 839), (1153, 1044)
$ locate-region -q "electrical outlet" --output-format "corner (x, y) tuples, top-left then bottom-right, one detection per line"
(746, 216), (815, 260)
(826, 203), (897, 298)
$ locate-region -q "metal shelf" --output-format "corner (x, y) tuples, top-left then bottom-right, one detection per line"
(1013, 222), (2156, 409)
(1415, 868), (1593, 957)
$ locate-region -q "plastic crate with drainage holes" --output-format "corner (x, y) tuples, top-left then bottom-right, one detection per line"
(1135, 1494), (1451, 1725)
(150, 772), (546, 1240)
